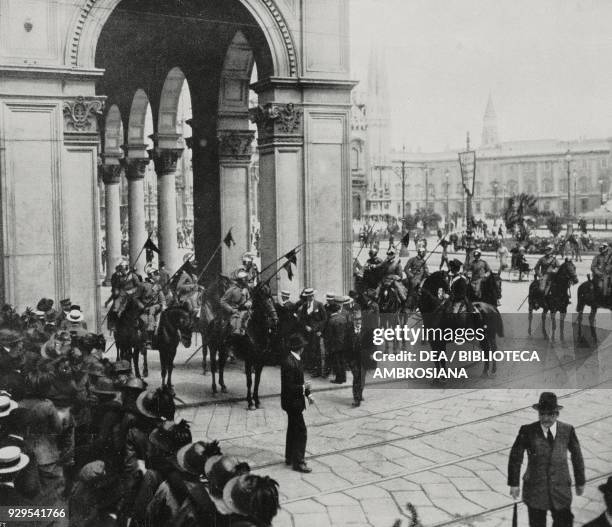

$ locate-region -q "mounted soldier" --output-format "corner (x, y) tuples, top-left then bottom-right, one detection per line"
(534, 245), (559, 296)
(467, 249), (491, 300)
(403, 247), (428, 307)
(106, 260), (141, 330)
(220, 269), (252, 338)
(463, 228), (477, 268)
(175, 255), (201, 317)
(137, 265), (166, 349)
(362, 248), (384, 292)
(378, 247), (407, 304)
(590, 243), (608, 299)
(442, 259), (472, 313)
(232, 252), (259, 289)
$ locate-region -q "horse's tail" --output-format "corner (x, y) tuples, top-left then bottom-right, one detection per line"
(495, 310), (504, 338)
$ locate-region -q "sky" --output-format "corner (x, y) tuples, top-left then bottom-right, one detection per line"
(350, 0), (612, 152)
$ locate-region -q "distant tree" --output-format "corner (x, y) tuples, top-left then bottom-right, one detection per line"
(546, 213), (564, 237)
(503, 193), (538, 241)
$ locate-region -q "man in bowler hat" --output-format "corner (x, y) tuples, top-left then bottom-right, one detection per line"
(583, 477), (612, 526)
(281, 334), (313, 473)
(508, 392), (585, 527)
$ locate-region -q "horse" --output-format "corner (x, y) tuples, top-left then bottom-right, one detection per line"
(378, 277), (408, 345)
(197, 276), (231, 394)
(528, 258), (578, 341)
(155, 304), (193, 392)
(576, 274), (612, 341)
(419, 271), (504, 377)
(469, 272), (502, 307)
(226, 282), (279, 410)
(113, 297), (148, 378)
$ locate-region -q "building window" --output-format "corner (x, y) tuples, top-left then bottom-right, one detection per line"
(543, 161), (552, 173)
(525, 180), (537, 194)
(543, 201), (551, 211)
(351, 147), (359, 170)
(559, 179), (568, 193)
(543, 179), (553, 193)
(578, 176), (589, 193)
(475, 202), (481, 213)
(427, 184), (436, 199)
(581, 198), (589, 212)
(601, 158), (608, 169)
(474, 182), (482, 196)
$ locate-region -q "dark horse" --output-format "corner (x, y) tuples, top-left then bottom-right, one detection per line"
(528, 259), (578, 341)
(114, 297), (148, 378)
(378, 277), (408, 343)
(469, 272), (502, 307)
(226, 283), (279, 410)
(576, 274), (612, 341)
(419, 271), (504, 377)
(197, 277), (230, 394)
(155, 304), (193, 392)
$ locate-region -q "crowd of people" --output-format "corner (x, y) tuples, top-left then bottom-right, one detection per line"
(0, 297), (281, 527)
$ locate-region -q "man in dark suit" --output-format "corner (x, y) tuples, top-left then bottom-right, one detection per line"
(295, 288), (327, 377)
(281, 334), (312, 473)
(508, 392), (585, 527)
(275, 290), (297, 352)
(583, 477), (612, 527)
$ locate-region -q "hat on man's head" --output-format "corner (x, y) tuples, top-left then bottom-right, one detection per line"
(448, 259), (463, 272)
(91, 376), (119, 396)
(545, 245), (554, 252)
(112, 360), (131, 375)
(300, 287), (315, 298)
(121, 376), (147, 392)
(149, 420), (192, 453)
(0, 395), (18, 418)
(0, 329), (23, 347)
(60, 298), (71, 310)
(598, 476), (612, 495)
(288, 333), (307, 351)
(325, 292), (336, 302)
(177, 440), (222, 476)
(205, 455), (251, 499)
(136, 388), (175, 420)
(67, 306), (84, 323)
(280, 290), (290, 298)
(473, 249), (481, 257)
(0, 446), (29, 475)
(532, 392), (563, 412)
(36, 298), (54, 313)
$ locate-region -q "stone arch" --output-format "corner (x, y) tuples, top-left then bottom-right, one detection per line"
(103, 104), (123, 157)
(127, 89), (151, 146)
(158, 68), (188, 137)
(66, 0), (297, 77)
(218, 31), (255, 117)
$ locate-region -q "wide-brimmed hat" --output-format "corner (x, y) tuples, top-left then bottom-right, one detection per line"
(300, 287), (315, 298)
(36, 298), (54, 313)
(60, 298), (71, 309)
(0, 329), (23, 347)
(0, 446), (29, 475)
(532, 392), (563, 412)
(222, 475), (252, 516)
(205, 455), (250, 497)
(67, 306), (84, 322)
(288, 333), (307, 351)
(149, 420), (192, 453)
(598, 476), (612, 494)
(0, 395), (18, 418)
(136, 389), (174, 420)
(91, 376), (119, 395)
(325, 292), (336, 302)
(112, 360), (131, 374)
(177, 441), (221, 476)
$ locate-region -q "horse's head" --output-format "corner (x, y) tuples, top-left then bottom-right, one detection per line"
(559, 257), (579, 285)
(420, 271), (448, 313)
(252, 283), (278, 328)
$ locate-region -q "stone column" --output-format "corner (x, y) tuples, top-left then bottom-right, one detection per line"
(101, 163), (123, 285)
(217, 130), (255, 274)
(124, 153), (150, 275)
(151, 141), (183, 273)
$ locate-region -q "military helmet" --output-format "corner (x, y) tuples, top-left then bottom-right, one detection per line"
(545, 245), (554, 252)
(600, 244), (608, 252)
(473, 249), (481, 257)
(236, 269), (248, 281)
(448, 259), (462, 272)
(368, 248), (378, 257)
(417, 247), (426, 255)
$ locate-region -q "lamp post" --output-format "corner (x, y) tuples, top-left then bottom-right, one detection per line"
(492, 181), (499, 225)
(445, 169), (450, 232)
(458, 132), (476, 229)
(599, 177), (604, 205)
(565, 151), (572, 216)
(392, 145), (408, 234)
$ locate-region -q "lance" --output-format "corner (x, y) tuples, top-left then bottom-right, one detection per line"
(184, 344), (203, 365)
(259, 244), (303, 277)
(260, 247), (303, 285)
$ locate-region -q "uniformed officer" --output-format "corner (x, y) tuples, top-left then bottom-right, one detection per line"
(443, 259), (471, 313)
(107, 260), (141, 329)
(591, 244), (608, 298)
(176, 256), (201, 315)
(534, 245), (559, 296)
(379, 247), (407, 304)
(220, 270), (252, 336)
(467, 249), (491, 300)
(232, 252), (259, 289)
(404, 247), (429, 300)
(362, 248), (383, 291)
(137, 266), (166, 348)
(464, 229), (477, 268)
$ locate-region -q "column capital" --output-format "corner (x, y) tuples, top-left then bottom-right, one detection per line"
(123, 157), (150, 180)
(248, 103), (303, 147)
(217, 130), (255, 160)
(152, 148), (184, 176)
(101, 164), (122, 185)
(63, 95), (105, 135)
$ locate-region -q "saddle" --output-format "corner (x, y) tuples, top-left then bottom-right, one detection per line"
(229, 310), (250, 336)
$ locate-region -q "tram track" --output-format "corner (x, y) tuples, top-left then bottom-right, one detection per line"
(279, 411), (612, 507)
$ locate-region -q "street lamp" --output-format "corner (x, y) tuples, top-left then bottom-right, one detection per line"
(492, 181), (499, 225)
(565, 151), (572, 216)
(445, 169), (450, 232)
(599, 177), (604, 205)
(458, 132), (477, 229)
(392, 146), (408, 234)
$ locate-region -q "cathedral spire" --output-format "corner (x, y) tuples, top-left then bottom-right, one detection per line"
(481, 93), (499, 148)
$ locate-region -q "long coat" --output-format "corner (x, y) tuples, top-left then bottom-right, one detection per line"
(280, 354), (307, 414)
(507, 421), (585, 510)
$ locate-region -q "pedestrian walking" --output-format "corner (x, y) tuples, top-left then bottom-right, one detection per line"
(507, 392), (585, 527)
